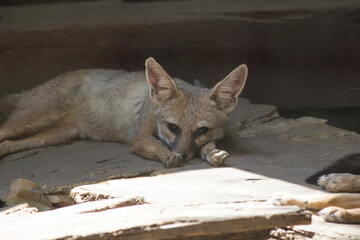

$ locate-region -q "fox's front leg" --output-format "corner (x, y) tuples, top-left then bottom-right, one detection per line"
(130, 134), (182, 168)
(199, 141), (229, 166)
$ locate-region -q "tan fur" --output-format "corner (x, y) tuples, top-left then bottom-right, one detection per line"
(272, 173), (360, 223)
(0, 57), (248, 168)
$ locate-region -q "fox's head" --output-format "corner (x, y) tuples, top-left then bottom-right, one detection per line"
(145, 57), (248, 160)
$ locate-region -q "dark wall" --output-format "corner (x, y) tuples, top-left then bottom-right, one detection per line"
(1, 1), (359, 111)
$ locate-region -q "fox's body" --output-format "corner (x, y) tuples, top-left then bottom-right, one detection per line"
(0, 58), (248, 168)
(2, 70), (147, 142)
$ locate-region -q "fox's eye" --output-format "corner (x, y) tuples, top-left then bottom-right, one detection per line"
(167, 123), (180, 134)
(195, 127), (209, 137)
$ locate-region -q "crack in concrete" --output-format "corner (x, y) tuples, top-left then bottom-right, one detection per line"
(0, 150), (41, 165)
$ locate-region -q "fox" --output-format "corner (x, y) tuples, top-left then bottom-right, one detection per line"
(0, 57), (248, 168)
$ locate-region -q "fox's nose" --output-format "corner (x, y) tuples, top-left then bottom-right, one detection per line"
(180, 154), (187, 160)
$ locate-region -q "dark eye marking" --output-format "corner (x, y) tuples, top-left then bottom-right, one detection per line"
(194, 127), (209, 137)
(167, 122), (180, 134)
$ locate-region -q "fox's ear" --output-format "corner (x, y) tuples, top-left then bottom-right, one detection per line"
(210, 64), (248, 114)
(145, 57), (179, 106)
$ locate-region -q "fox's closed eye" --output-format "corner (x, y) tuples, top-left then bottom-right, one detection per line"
(167, 123), (180, 134)
(195, 127), (209, 137)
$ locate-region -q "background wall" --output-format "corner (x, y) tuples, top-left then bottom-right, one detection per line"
(0, 0), (359, 132)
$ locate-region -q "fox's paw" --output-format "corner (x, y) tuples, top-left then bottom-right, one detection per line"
(163, 153), (183, 168)
(269, 192), (311, 208)
(269, 192), (294, 206)
(206, 149), (229, 167)
(318, 173), (359, 192)
(318, 207), (348, 223)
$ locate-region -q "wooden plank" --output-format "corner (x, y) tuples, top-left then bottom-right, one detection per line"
(0, 168), (313, 239)
(0, 200), (310, 240)
(70, 168), (325, 205)
(0, 203), (37, 225)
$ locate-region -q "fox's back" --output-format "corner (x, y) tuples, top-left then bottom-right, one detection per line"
(64, 69), (149, 142)
(4, 69), (149, 142)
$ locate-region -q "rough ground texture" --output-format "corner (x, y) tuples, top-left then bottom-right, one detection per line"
(0, 98), (359, 239)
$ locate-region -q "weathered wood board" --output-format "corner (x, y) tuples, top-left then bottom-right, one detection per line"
(70, 168), (324, 205)
(0, 201), (309, 240)
(0, 168), (312, 240)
